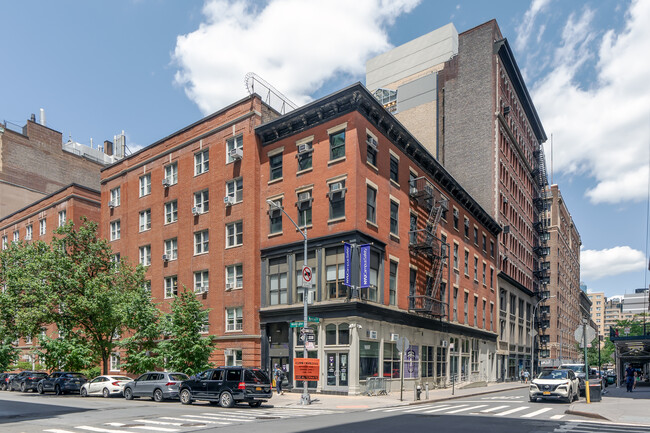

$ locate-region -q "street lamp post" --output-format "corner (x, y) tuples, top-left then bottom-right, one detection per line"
(531, 295), (556, 377)
(266, 199), (310, 405)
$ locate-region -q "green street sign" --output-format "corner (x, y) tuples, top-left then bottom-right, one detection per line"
(290, 322), (305, 328)
(307, 316), (321, 323)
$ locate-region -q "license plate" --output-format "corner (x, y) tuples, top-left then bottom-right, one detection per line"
(543, 391), (551, 395)
(256, 387), (262, 391)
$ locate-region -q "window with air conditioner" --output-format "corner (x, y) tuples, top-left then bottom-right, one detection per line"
(225, 177), (243, 204)
(164, 162), (178, 185)
(268, 199), (282, 234)
(226, 135), (243, 163)
(194, 270), (209, 293)
(194, 190), (209, 213)
(328, 180), (346, 220)
(139, 209), (151, 232)
(164, 276), (178, 298)
(139, 174), (151, 197)
(195, 149), (209, 175)
(297, 190), (312, 227)
(164, 238), (178, 261)
(296, 140), (313, 172)
(226, 264), (243, 290)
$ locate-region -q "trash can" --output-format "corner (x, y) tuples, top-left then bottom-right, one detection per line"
(588, 381), (602, 402)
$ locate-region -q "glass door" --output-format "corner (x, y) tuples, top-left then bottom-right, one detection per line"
(325, 351), (349, 391)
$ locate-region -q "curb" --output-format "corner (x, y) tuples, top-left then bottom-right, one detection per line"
(564, 409), (610, 421)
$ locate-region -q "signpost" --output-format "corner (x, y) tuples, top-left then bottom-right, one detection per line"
(575, 321), (594, 403)
(396, 336), (409, 402)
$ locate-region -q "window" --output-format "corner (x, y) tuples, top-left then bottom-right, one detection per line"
(110, 353), (120, 372)
(268, 199), (282, 234)
(226, 307), (243, 331)
(297, 190), (312, 227)
(269, 153), (283, 181)
(225, 349), (243, 366)
(389, 261), (397, 306)
(389, 154), (399, 183)
(482, 263), (486, 285)
(409, 213), (418, 244)
(464, 217), (469, 238)
(389, 200), (399, 236)
(226, 135), (243, 163)
(329, 129), (345, 160)
(226, 221), (243, 247)
(328, 180), (346, 220)
(164, 200), (178, 224)
(474, 296), (478, 326)
(13, 230), (19, 242)
(139, 245), (151, 266)
(436, 346), (448, 377)
(297, 140), (313, 171)
(25, 225), (32, 240)
(473, 256), (478, 281)
(453, 208), (459, 230)
(2, 235), (8, 249)
(143, 280), (151, 296)
(164, 162), (178, 185)
(490, 267), (494, 289)
(482, 234), (487, 251)
(58, 210), (66, 227)
(295, 251), (318, 302)
(325, 247), (347, 299)
(366, 133), (377, 166)
(409, 268), (417, 307)
(164, 238), (178, 260)
(39, 219), (46, 236)
(194, 230), (209, 255)
(139, 209), (151, 232)
(195, 149), (209, 175)
(441, 234), (448, 265)
(110, 187), (121, 207)
(359, 341), (379, 380)
(383, 342), (400, 378)
(422, 345), (435, 378)
(193, 190), (209, 213)
(226, 264), (243, 290)
(199, 319), (210, 334)
(464, 292), (469, 324)
(164, 276), (178, 298)
(110, 220), (121, 241)
(453, 243), (459, 269)
(325, 323), (350, 345)
(366, 185), (377, 224)
(473, 227), (478, 245)
(194, 270), (209, 293)
(464, 250), (469, 275)
(268, 257), (288, 305)
(490, 303), (494, 330)
(226, 177), (243, 203)
(490, 240), (495, 258)
(139, 174), (151, 197)
(453, 287), (458, 321)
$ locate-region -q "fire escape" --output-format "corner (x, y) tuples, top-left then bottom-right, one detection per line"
(407, 176), (448, 318)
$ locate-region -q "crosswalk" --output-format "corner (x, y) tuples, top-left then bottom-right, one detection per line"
(369, 402), (566, 420)
(555, 420), (650, 433)
(42, 407), (337, 433)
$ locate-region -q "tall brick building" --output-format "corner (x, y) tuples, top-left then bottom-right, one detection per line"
(366, 20), (563, 379)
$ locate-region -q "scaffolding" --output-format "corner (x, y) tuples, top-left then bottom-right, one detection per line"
(407, 176), (448, 318)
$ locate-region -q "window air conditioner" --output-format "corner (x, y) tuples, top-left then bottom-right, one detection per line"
(453, 208), (459, 218)
(224, 349), (233, 356)
(224, 196), (235, 206)
(367, 330), (378, 339)
(192, 206), (201, 215)
(366, 136), (378, 151)
(329, 182), (345, 200)
(442, 340), (448, 347)
(297, 142), (312, 154)
(25, 235), (32, 241)
(229, 147), (243, 160)
(162, 254), (169, 262)
(202, 283), (209, 291)
(297, 192), (312, 209)
(390, 333), (399, 341)
(162, 178), (171, 187)
(108, 200), (117, 208)
(225, 282), (235, 291)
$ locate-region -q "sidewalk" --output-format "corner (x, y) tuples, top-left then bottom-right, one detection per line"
(268, 381), (528, 410)
(567, 382), (650, 425)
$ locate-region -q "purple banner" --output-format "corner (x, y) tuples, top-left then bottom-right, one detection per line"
(360, 244), (370, 288)
(344, 243), (351, 286)
(405, 345), (419, 379)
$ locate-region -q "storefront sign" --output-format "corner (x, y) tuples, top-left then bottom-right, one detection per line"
(405, 345), (419, 379)
(360, 244), (370, 288)
(294, 358), (320, 381)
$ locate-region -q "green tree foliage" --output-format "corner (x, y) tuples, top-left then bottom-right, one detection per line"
(35, 334), (95, 372)
(0, 325), (18, 372)
(586, 337), (615, 369)
(119, 288), (162, 374)
(158, 289), (215, 375)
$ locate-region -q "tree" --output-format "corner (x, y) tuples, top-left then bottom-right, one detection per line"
(35, 334), (95, 372)
(586, 337), (615, 369)
(158, 289), (215, 375)
(0, 325), (18, 373)
(118, 289), (162, 375)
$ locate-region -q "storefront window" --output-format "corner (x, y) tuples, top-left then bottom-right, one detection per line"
(383, 342), (400, 378)
(359, 341), (379, 380)
(422, 345), (435, 377)
(338, 323), (349, 345)
(436, 346), (448, 377)
(326, 324), (337, 345)
(325, 323), (350, 345)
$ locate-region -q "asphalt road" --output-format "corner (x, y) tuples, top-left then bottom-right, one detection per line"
(2, 387), (650, 433)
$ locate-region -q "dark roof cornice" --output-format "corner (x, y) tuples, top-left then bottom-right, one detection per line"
(255, 83), (501, 236)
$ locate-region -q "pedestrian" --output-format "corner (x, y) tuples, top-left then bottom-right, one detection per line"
(520, 370), (525, 383)
(274, 364), (284, 395)
(633, 371), (638, 390)
(523, 370), (530, 384)
(625, 366), (635, 392)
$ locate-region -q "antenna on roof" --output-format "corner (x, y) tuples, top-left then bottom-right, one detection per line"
(244, 72), (297, 114)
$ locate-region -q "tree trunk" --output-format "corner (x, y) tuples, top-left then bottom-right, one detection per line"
(102, 353), (109, 375)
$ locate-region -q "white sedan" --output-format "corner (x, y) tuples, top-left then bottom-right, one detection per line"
(81, 375), (132, 398)
(529, 369), (579, 403)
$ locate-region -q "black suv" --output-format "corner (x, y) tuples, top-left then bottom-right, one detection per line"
(37, 372), (88, 395)
(0, 373), (16, 391)
(179, 367), (272, 407)
(9, 371), (48, 392)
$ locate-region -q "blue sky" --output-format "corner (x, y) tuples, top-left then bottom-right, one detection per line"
(1, 0), (648, 299)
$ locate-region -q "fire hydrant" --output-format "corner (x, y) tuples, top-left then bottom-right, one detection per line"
(416, 385), (422, 400)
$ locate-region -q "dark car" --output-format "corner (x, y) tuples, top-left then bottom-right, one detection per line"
(123, 371), (189, 401)
(0, 373), (16, 391)
(179, 366), (272, 408)
(37, 372), (88, 395)
(9, 371), (49, 392)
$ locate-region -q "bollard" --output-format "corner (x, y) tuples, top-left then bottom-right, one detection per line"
(425, 382), (429, 400)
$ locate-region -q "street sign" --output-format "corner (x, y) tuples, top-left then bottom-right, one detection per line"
(396, 336), (410, 353)
(307, 316), (321, 323)
(290, 322), (305, 328)
(302, 266), (313, 289)
(306, 334), (315, 342)
(574, 325), (596, 344)
(624, 327), (630, 335)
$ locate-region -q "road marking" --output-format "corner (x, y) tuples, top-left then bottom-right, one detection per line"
(494, 406), (529, 416)
(129, 427), (179, 432)
(183, 414), (254, 422)
(550, 414), (565, 420)
(422, 404), (462, 414)
(44, 430), (75, 433)
(160, 417), (230, 425)
(403, 405), (441, 413)
(480, 405), (509, 412)
(521, 407), (553, 418)
(446, 404), (488, 413)
(133, 420), (185, 426)
(74, 427), (132, 433)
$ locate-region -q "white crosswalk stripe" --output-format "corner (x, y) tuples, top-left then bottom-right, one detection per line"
(446, 404), (488, 413)
(550, 414), (566, 420)
(159, 416), (230, 425)
(423, 404), (465, 413)
(75, 427), (132, 433)
(180, 414), (254, 422)
(520, 407), (553, 418)
(494, 406), (530, 416)
(403, 404), (441, 413)
(480, 405), (509, 413)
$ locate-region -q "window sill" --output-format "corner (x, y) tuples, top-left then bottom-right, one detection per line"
(296, 225), (312, 232)
(389, 233), (400, 242)
(268, 231), (283, 238)
(328, 156), (346, 166)
(139, 193), (151, 198)
(225, 244), (243, 249)
(390, 179), (400, 188)
(164, 221), (178, 225)
(268, 177), (283, 185)
(139, 228), (151, 233)
(366, 220), (378, 229)
(297, 167), (313, 176)
(194, 171), (208, 177)
(327, 217), (346, 224)
(366, 162), (379, 172)
(225, 329), (243, 333)
(194, 251), (209, 257)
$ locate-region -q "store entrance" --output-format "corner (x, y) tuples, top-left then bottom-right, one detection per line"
(324, 351), (349, 392)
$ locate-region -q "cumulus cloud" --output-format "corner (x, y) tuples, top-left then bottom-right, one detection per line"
(531, 0), (650, 204)
(172, 0), (420, 115)
(580, 246), (646, 280)
(515, 0), (551, 52)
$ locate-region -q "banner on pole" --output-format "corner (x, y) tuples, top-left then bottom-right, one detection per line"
(344, 243), (352, 286)
(360, 244), (370, 288)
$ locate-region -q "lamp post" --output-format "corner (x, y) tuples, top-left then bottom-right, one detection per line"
(266, 199), (310, 405)
(531, 295), (556, 377)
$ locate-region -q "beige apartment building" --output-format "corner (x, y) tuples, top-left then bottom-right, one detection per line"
(588, 292), (605, 337)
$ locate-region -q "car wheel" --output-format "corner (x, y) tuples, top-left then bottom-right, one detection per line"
(249, 401), (262, 408)
(153, 389), (164, 402)
(529, 396), (536, 402)
(102, 387), (110, 398)
(124, 388), (133, 400)
(55, 385), (62, 396)
(37, 384), (44, 394)
(219, 391), (234, 408)
(0, 383), (5, 391)
(180, 389), (192, 405)
(20, 382), (26, 393)
(81, 388), (88, 397)
(573, 389), (579, 401)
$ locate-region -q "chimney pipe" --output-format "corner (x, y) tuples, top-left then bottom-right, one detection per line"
(39, 108), (46, 126)
(30, 113), (36, 122)
(104, 140), (114, 156)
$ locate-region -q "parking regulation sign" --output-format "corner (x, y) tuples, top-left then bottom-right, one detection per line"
(302, 266), (312, 288)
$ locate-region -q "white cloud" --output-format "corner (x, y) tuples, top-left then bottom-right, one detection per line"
(580, 246), (646, 280)
(532, 0), (650, 204)
(515, 0), (551, 52)
(172, 0), (420, 115)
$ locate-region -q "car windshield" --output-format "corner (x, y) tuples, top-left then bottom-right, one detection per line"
(561, 365), (584, 373)
(538, 370), (568, 380)
(112, 376), (132, 381)
(244, 369), (270, 384)
(169, 373), (189, 381)
(33, 373), (48, 377)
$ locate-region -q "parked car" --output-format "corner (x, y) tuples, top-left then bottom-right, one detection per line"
(179, 366), (272, 407)
(0, 373), (16, 391)
(37, 372), (88, 395)
(123, 372), (189, 402)
(529, 368), (579, 403)
(559, 363), (586, 395)
(80, 375), (132, 398)
(8, 371), (49, 392)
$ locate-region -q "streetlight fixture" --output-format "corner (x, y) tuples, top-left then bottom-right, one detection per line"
(266, 199), (311, 405)
(531, 294), (556, 377)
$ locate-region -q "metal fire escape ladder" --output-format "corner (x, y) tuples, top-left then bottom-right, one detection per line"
(408, 177), (448, 317)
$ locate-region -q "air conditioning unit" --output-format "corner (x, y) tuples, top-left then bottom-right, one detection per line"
(329, 182), (345, 200)
(366, 136), (378, 151)
(366, 330), (378, 339)
(225, 282), (235, 291)
(192, 206), (201, 215)
(229, 147), (243, 160)
(441, 340), (448, 347)
(162, 254), (169, 262)
(224, 196), (235, 206)
(503, 105), (511, 116)
(162, 178), (171, 187)
(297, 192), (312, 209)
(108, 200), (117, 208)
(331, 181), (342, 191)
(224, 349), (233, 356)
(453, 208), (459, 218)
(297, 142), (312, 154)
(390, 333), (399, 341)
(25, 235), (32, 241)
(503, 196), (508, 204)
(196, 283), (208, 293)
